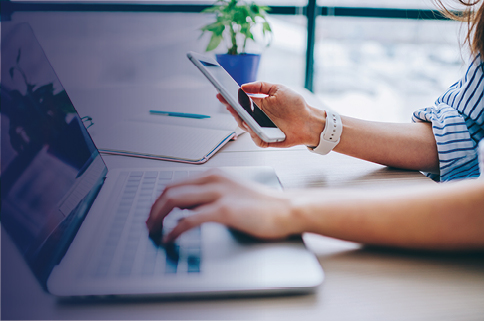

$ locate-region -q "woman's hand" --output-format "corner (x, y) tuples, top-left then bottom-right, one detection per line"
(146, 169), (302, 243)
(217, 81), (327, 149)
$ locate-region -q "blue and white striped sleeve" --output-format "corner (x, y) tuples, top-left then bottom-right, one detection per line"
(412, 105), (479, 181)
(412, 55), (484, 182)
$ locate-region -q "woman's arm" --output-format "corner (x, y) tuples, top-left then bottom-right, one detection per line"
(335, 117), (439, 173)
(292, 178), (484, 250)
(147, 170), (484, 251)
(223, 82), (440, 174)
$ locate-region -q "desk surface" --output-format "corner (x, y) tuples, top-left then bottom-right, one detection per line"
(3, 140), (484, 320)
(4, 11), (484, 321)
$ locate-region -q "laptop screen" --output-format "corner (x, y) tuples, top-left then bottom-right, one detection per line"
(1, 23), (107, 284)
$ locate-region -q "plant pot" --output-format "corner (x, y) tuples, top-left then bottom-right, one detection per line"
(216, 53), (261, 86)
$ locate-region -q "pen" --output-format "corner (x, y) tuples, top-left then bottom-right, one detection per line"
(149, 110), (211, 119)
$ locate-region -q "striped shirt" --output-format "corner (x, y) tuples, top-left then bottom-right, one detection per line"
(412, 54), (484, 181)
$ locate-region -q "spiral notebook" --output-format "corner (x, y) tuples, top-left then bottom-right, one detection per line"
(95, 114), (240, 164)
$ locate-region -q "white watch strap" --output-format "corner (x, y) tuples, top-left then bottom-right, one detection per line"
(308, 110), (343, 155)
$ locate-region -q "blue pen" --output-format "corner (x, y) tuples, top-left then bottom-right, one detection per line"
(149, 110), (211, 119)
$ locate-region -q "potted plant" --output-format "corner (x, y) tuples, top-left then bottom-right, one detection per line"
(200, 0), (272, 86)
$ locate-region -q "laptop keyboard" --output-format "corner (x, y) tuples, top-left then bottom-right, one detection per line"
(90, 170), (202, 278)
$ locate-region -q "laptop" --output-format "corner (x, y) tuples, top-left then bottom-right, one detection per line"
(1, 23), (324, 299)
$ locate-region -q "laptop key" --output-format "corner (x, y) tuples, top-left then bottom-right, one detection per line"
(144, 171), (159, 178)
(158, 171), (173, 180)
(129, 171), (143, 178)
(173, 171), (188, 181)
(164, 243), (180, 274)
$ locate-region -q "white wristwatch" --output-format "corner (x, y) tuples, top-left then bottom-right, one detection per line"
(307, 110), (343, 155)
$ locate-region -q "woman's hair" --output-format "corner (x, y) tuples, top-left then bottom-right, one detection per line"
(434, 0), (484, 56)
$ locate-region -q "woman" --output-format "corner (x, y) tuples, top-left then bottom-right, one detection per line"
(147, 0), (484, 250)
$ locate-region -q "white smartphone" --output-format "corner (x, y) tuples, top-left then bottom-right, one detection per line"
(187, 51), (286, 143)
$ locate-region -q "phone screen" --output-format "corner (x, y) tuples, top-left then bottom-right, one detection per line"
(201, 61), (277, 128)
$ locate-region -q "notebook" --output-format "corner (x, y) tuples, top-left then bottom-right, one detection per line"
(95, 113), (241, 164)
(1, 22), (323, 301)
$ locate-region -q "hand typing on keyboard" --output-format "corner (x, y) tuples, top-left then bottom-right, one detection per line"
(146, 169), (298, 243)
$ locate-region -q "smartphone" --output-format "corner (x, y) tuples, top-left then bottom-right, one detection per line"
(187, 51), (286, 143)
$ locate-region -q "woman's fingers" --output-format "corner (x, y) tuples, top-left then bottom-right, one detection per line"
(146, 186), (218, 234)
(146, 171), (226, 233)
(241, 81), (278, 95)
(216, 93), (229, 106)
(162, 204), (220, 243)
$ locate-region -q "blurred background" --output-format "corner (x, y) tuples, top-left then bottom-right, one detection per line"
(4, 0), (467, 123)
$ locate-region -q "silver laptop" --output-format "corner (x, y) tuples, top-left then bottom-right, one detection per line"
(1, 23), (324, 299)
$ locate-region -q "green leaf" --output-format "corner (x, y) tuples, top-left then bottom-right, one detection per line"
(201, 21), (224, 35)
(233, 7), (249, 25)
(200, 22), (214, 32)
(206, 33), (223, 52)
(227, 0), (236, 11)
(216, 15), (231, 26)
(250, 3), (259, 14)
(201, 6), (221, 14)
(215, 25), (225, 35)
(263, 21), (272, 33)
